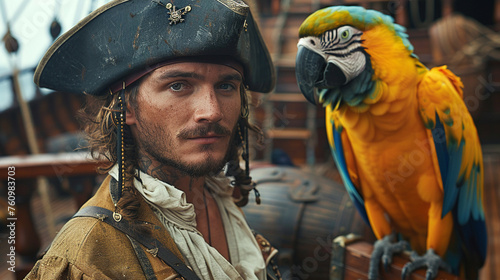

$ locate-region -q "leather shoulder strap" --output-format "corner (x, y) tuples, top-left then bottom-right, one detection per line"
(73, 206), (200, 280)
(127, 235), (158, 280)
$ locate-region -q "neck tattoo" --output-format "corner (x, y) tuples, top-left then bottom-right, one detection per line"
(137, 151), (181, 185)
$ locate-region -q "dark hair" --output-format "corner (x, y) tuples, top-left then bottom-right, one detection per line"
(78, 79), (262, 224)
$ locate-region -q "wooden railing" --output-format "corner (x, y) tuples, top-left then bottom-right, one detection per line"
(0, 152), (102, 179)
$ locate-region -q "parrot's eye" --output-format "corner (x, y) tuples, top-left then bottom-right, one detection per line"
(338, 26), (353, 42)
(319, 26), (361, 50)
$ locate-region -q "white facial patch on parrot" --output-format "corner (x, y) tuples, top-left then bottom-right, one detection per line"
(321, 26), (366, 84)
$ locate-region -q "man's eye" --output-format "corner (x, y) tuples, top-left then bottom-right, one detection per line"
(220, 83), (233, 90)
(169, 82), (184, 91)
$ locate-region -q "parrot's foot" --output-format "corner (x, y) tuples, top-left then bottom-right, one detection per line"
(368, 234), (409, 280)
(401, 249), (451, 280)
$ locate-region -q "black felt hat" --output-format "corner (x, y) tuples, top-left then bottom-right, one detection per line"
(34, 0), (275, 95)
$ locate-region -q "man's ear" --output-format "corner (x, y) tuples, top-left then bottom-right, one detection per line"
(126, 104), (137, 125)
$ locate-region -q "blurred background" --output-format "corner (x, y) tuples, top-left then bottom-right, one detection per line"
(0, 0), (499, 279)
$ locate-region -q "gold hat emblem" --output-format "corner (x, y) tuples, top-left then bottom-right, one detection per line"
(154, 1), (191, 25)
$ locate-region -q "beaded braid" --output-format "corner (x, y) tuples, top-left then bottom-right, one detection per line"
(79, 80), (149, 234)
(111, 82), (149, 233)
(226, 85), (264, 207)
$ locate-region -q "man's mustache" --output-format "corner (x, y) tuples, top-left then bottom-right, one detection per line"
(178, 123), (232, 139)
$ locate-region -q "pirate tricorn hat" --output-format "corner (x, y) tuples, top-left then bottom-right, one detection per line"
(34, 0), (275, 95)
(34, 0), (274, 211)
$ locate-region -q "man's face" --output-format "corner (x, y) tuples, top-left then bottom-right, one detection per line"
(126, 62), (243, 177)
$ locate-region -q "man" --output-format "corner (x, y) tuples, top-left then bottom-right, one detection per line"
(25, 0), (278, 279)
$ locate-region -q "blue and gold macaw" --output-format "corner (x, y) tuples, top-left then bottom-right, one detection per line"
(295, 6), (487, 279)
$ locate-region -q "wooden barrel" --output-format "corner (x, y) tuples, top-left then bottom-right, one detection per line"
(243, 166), (375, 280)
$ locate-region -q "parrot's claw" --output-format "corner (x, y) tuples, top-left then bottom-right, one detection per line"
(368, 234), (409, 280)
(401, 249), (451, 280)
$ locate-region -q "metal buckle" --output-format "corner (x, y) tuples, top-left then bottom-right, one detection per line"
(96, 214), (108, 221)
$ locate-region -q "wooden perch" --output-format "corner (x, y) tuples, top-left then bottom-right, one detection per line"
(330, 235), (462, 280)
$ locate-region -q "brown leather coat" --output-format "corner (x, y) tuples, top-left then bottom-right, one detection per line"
(25, 176), (188, 279)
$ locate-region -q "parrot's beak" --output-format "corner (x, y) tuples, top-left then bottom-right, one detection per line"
(295, 45), (324, 105)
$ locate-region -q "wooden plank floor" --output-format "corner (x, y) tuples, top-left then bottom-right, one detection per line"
(1, 150), (499, 279)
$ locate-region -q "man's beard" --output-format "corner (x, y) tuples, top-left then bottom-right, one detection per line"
(136, 114), (238, 178)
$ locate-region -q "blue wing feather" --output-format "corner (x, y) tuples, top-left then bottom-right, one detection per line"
(432, 115), (487, 269)
(435, 114), (463, 218)
(330, 122), (370, 224)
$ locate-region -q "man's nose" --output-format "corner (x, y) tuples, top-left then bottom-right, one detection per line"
(193, 89), (223, 123)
